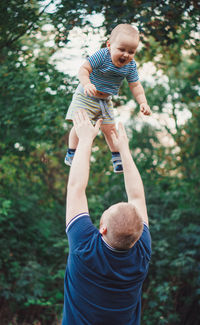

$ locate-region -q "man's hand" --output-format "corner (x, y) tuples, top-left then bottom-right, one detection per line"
(140, 103), (151, 116)
(73, 110), (102, 142)
(110, 122), (129, 153)
(84, 83), (97, 97)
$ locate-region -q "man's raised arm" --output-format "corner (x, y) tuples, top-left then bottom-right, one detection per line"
(111, 123), (148, 226)
(66, 110), (102, 226)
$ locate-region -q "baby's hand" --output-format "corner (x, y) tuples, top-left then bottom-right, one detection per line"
(84, 83), (97, 97)
(140, 103), (151, 116)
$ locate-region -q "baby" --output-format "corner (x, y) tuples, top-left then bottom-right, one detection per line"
(64, 23), (151, 173)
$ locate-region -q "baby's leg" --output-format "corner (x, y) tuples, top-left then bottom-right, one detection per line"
(100, 123), (118, 152)
(100, 123), (123, 173)
(64, 125), (78, 166)
(68, 125), (79, 149)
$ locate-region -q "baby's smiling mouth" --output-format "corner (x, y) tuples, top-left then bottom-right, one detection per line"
(119, 58), (126, 64)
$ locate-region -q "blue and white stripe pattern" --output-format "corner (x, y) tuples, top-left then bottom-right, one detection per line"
(66, 212), (89, 233)
(88, 47), (139, 95)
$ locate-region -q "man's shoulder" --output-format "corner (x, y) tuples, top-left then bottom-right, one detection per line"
(66, 213), (103, 262)
(66, 213), (99, 248)
(137, 223), (151, 259)
(66, 212), (97, 234)
(66, 212), (90, 232)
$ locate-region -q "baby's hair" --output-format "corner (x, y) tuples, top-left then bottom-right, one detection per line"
(109, 24), (140, 43)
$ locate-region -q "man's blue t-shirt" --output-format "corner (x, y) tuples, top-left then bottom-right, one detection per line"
(62, 213), (151, 325)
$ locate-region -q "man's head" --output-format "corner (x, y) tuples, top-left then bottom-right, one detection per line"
(99, 202), (143, 250)
(107, 24), (140, 68)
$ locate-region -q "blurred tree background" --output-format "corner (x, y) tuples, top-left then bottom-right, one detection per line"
(0, 0), (199, 324)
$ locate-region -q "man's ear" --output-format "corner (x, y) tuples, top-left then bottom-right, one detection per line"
(100, 226), (107, 235)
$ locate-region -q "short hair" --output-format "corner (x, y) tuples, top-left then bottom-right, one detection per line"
(106, 202), (143, 250)
(109, 24), (140, 43)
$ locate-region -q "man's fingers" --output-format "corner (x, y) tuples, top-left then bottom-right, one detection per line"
(73, 112), (79, 126)
(118, 122), (126, 135)
(118, 122), (123, 130)
(76, 110), (88, 121)
(73, 110), (86, 127)
(95, 119), (103, 132)
(80, 109), (89, 120)
(110, 130), (118, 143)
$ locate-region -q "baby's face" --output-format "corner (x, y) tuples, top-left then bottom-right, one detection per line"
(107, 33), (139, 68)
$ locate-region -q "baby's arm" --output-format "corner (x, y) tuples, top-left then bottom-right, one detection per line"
(78, 61), (97, 96)
(129, 81), (151, 115)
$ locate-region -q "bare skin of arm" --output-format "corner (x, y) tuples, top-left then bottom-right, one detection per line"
(111, 123), (149, 225)
(78, 61), (97, 96)
(129, 81), (151, 116)
(66, 110), (102, 226)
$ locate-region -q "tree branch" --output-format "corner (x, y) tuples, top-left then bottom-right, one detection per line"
(0, 0), (55, 50)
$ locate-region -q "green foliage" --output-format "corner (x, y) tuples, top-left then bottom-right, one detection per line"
(1, 1), (199, 52)
(0, 24), (72, 323)
(0, 0), (200, 324)
(139, 51), (200, 324)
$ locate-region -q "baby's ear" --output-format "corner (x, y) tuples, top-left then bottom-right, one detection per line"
(106, 40), (111, 49)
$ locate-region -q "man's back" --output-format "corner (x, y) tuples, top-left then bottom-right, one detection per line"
(62, 213), (151, 325)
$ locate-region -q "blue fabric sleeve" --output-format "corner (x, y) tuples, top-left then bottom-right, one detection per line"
(88, 49), (106, 69)
(126, 60), (139, 83)
(66, 213), (98, 252)
(139, 224), (151, 260)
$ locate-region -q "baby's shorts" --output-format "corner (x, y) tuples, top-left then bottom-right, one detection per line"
(65, 84), (115, 124)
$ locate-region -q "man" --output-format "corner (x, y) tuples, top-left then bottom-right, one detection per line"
(62, 110), (151, 325)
